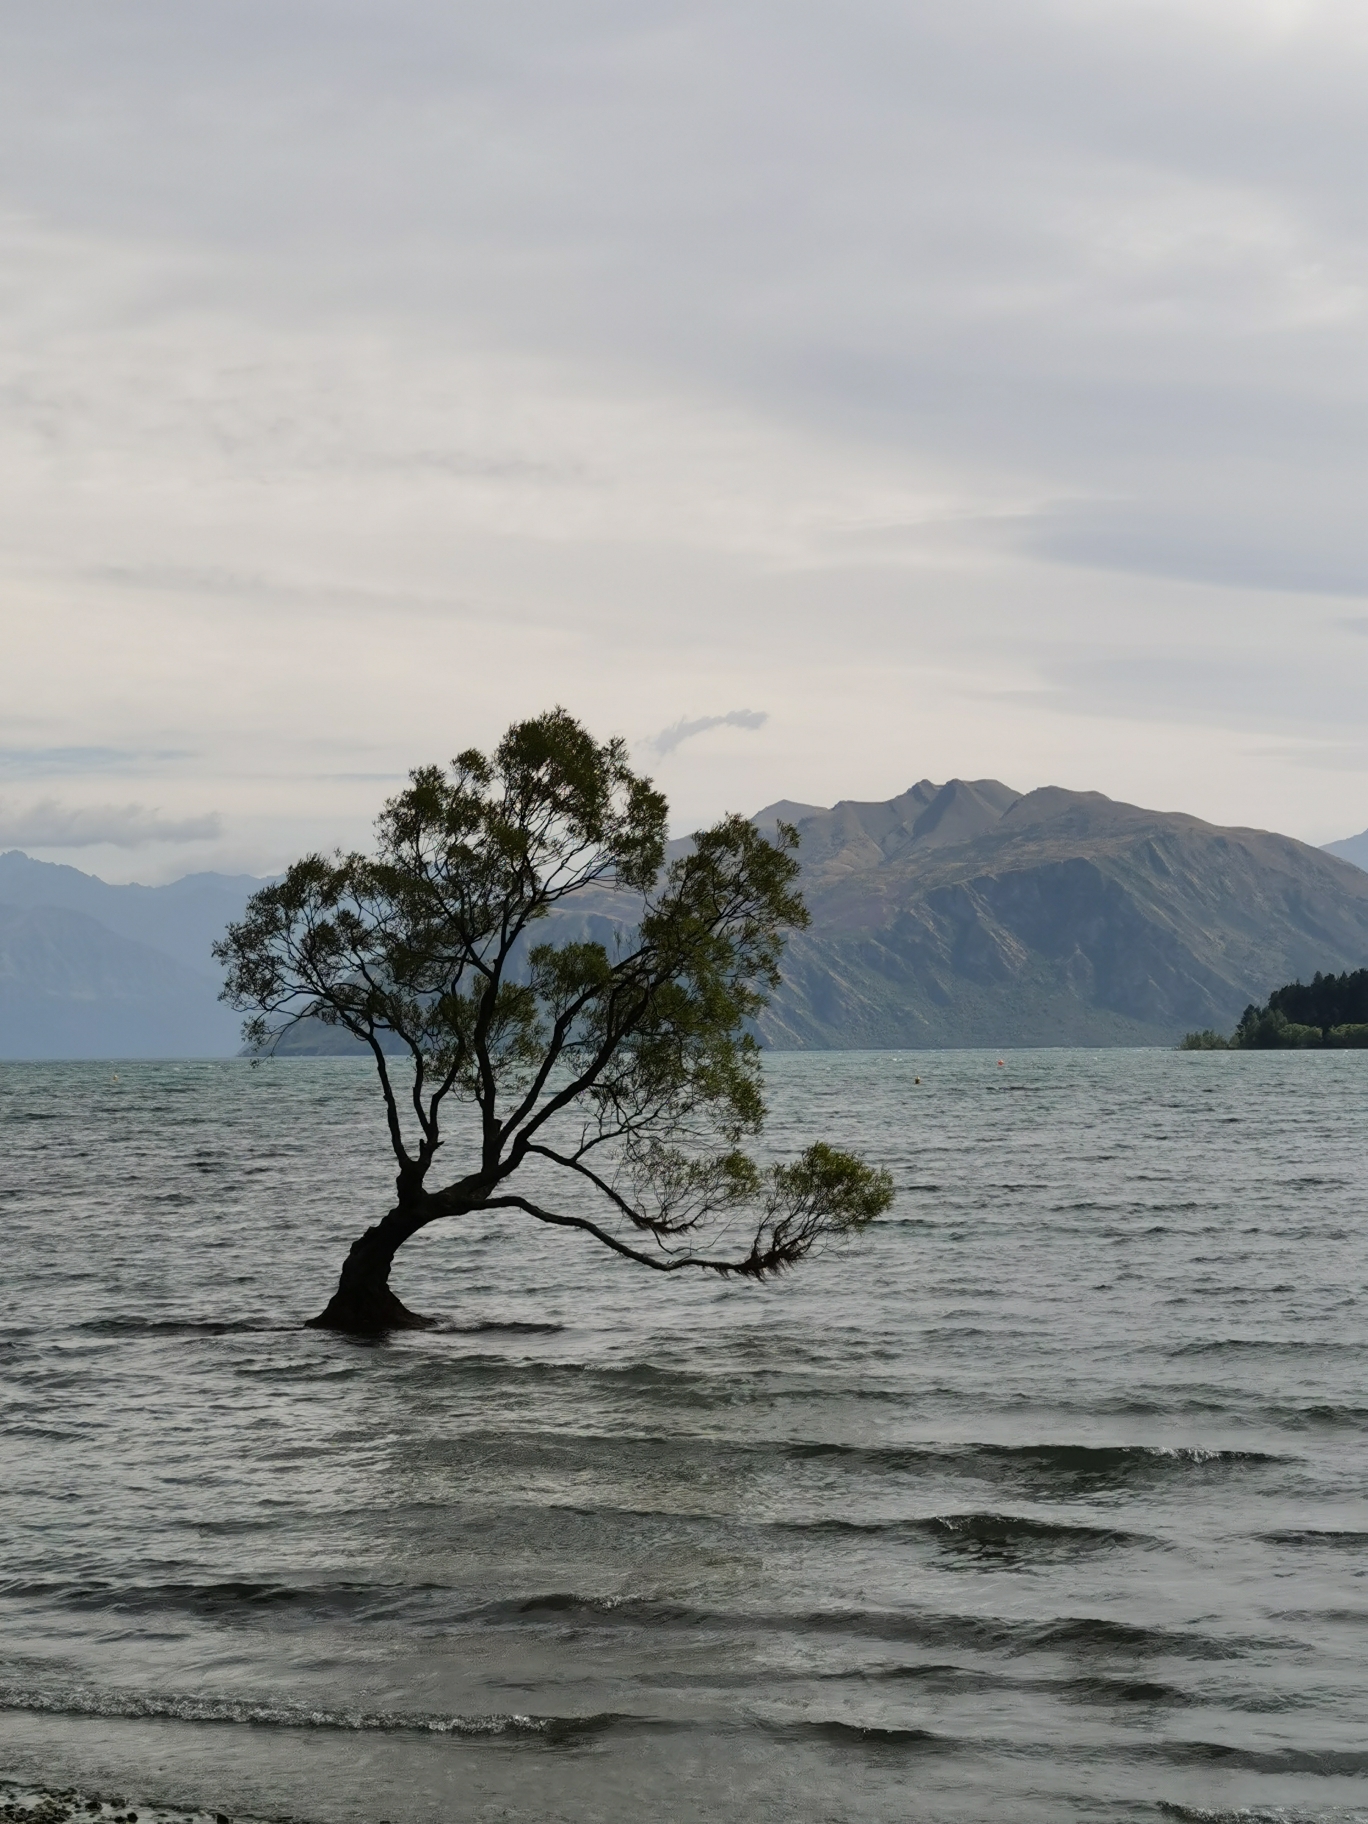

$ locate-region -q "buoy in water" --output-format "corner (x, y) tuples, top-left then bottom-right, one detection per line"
(997, 1058), (1004, 1067)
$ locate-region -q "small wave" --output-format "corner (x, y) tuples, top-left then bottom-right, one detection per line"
(831, 1662), (1194, 1707)
(0, 1681), (627, 1743)
(1018, 1615), (1249, 1661)
(765, 1718), (955, 1751)
(1057, 1674), (1193, 1706)
(315, 1416), (1294, 1504)
(0, 1424), (87, 1441)
(0, 1576), (426, 1622)
(442, 1320), (565, 1335)
(1, 1573), (1268, 1666)
(784, 1440), (1284, 1489)
(1259, 1529), (1368, 1549)
(3, 1576), (742, 1632)
(836, 1660), (993, 1689)
(1061, 1395), (1233, 1418)
(1172, 1337), (1360, 1356)
(405, 1356), (711, 1392)
(1265, 1403), (1368, 1430)
(1264, 1606), (1368, 1627)
(3, 1688), (962, 1759)
(505, 1592), (701, 1627)
(1148, 1740), (1368, 1776)
(76, 1318), (289, 1338)
(921, 1512), (1141, 1552)
(469, 1593), (1247, 1662)
(1159, 1804), (1368, 1822)
(779, 1512), (1143, 1555)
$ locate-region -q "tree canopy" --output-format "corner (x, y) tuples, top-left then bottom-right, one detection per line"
(1181, 968), (1368, 1050)
(216, 709), (893, 1330)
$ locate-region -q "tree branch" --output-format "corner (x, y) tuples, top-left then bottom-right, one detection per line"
(521, 1142), (689, 1235)
(482, 1195), (763, 1274)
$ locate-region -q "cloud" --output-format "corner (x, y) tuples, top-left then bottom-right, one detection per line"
(650, 710), (768, 757)
(0, 747), (192, 776)
(6, 2), (1368, 863)
(1024, 502), (1368, 599)
(0, 801), (224, 848)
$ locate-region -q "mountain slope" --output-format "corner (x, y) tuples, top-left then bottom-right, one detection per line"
(0, 853), (266, 1057)
(5, 784), (1367, 1057)
(0, 851), (265, 972)
(754, 782), (1368, 1047)
(0, 903), (245, 1058)
(1324, 827), (1368, 872)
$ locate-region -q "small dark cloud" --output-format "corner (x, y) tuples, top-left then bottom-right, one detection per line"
(650, 709), (768, 757)
(321, 771), (409, 783)
(1024, 504), (1368, 601)
(0, 746), (191, 776)
(1010, 649), (1368, 741)
(0, 801), (223, 847)
(94, 562), (272, 598)
(1245, 742), (1368, 774)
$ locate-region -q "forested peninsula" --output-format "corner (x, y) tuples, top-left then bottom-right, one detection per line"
(1183, 970), (1368, 1049)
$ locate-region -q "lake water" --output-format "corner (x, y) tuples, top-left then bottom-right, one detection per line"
(2, 1050), (1367, 1824)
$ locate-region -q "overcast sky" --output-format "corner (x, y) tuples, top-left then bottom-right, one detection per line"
(3, 0), (1368, 881)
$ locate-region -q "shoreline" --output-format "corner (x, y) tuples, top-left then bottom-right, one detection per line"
(1, 1781), (249, 1824)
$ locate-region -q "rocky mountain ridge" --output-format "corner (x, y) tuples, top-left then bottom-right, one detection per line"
(2, 782), (1368, 1056)
(754, 780), (1368, 1046)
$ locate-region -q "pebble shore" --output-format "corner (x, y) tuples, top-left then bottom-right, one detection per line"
(1, 1782), (240, 1824)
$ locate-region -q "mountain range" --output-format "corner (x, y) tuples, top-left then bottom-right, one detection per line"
(0, 851), (256, 1058)
(2, 787), (1368, 1057)
(751, 783), (1368, 1047)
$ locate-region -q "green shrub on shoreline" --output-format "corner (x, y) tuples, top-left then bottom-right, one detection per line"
(1181, 969), (1368, 1049)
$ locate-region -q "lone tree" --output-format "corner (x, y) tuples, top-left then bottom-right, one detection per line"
(216, 709), (892, 1334)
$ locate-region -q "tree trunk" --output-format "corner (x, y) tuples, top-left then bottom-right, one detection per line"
(306, 1202), (438, 1335)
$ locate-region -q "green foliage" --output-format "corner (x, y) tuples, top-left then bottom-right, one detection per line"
(1261, 968), (1368, 1033)
(1181, 969), (1368, 1050)
(1234, 1006), (1368, 1049)
(1234, 1008), (1324, 1049)
(216, 708), (892, 1277)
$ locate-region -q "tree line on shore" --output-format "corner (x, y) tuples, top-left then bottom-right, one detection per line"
(1182, 969), (1368, 1049)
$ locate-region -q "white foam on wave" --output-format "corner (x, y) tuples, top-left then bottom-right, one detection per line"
(0, 1682), (574, 1738)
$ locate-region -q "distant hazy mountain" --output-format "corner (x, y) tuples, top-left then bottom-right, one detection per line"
(755, 781), (1368, 1047)
(0, 851), (263, 1059)
(5, 782), (1368, 1057)
(0, 903), (245, 1058)
(0, 851), (264, 971)
(1323, 827), (1368, 872)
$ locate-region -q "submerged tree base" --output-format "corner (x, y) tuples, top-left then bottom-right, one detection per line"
(305, 1284), (437, 1335)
